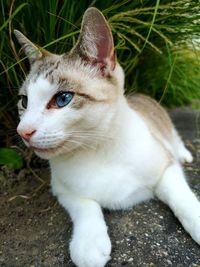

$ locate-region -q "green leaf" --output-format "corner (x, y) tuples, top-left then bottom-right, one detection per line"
(0, 148), (23, 170)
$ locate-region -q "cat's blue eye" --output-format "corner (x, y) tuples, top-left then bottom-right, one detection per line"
(55, 91), (74, 107)
(20, 95), (28, 109)
(47, 91), (74, 109)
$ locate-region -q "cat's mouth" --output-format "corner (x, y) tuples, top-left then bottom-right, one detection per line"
(30, 138), (80, 159)
(31, 142), (66, 155)
(32, 146), (59, 153)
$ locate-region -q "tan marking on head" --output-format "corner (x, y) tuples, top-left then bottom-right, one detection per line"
(42, 57), (121, 104)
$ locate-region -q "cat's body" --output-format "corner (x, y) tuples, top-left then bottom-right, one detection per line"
(15, 7), (199, 267)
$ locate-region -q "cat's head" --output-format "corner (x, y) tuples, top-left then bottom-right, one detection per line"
(15, 7), (125, 159)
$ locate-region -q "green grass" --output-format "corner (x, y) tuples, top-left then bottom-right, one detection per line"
(0, 0), (200, 149)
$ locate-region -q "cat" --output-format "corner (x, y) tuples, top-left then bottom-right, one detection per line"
(15, 7), (199, 267)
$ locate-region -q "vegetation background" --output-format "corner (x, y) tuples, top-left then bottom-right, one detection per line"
(0, 0), (200, 168)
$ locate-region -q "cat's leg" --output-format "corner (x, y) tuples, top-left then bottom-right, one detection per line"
(57, 194), (111, 267)
(173, 129), (193, 163)
(155, 163), (200, 244)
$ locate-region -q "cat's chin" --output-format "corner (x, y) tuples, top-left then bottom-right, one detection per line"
(32, 142), (78, 160)
(32, 144), (68, 159)
(34, 148), (63, 159)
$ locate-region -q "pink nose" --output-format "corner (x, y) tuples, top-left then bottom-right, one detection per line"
(17, 129), (36, 141)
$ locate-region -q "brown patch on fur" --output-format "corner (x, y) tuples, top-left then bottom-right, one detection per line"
(26, 50), (118, 104)
(127, 94), (173, 143)
(72, 92), (105, 109)
(55, 74), (110, 104)
(71, 95), (87, 109)
(76, 92), (100, 102)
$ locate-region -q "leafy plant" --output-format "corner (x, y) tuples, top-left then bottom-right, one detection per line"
(0, 148), (23, 169)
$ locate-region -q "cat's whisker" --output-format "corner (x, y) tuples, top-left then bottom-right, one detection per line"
(72, 132), (112, 138)
(67, 131), (114, 143)
(72, 134), (111, 143)
(65, 138), (97, 151)
(68, 130), (113, 137)
(15, 140), (27, 150)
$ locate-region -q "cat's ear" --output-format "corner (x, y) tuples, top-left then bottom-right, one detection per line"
(14, 30), (49, 64)
(73, 7), (116, 76)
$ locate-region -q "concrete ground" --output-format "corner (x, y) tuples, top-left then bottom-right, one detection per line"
(0, 107), (200, 267)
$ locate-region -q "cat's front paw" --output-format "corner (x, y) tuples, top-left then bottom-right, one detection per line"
(186, 216), (200, 245)
(181, 205), (200, 245)
(70, 231), (111, 267)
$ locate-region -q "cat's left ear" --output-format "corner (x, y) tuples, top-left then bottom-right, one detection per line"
(14, 30), (50, 64)
(72, 7), (116, 76)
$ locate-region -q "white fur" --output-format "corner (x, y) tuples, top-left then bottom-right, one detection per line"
(155, 164), (200, 244)
(17, 68), (199, 267)
(15, 7), (199, 266)
(49, 96), (199, 267)
(17, 54), (199, 267)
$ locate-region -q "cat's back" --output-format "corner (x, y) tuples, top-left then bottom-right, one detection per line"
(127, 94), (174, 144)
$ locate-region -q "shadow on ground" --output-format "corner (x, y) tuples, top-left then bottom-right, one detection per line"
(0, 107), (200, 267)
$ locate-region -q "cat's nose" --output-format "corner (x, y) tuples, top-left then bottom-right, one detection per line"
(17, 128), (36, 141)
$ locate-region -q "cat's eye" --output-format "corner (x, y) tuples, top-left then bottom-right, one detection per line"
(20, 95), (28, 109)
(47, 91), (74, 109)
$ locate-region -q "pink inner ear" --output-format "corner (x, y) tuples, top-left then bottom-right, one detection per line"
(92, 25), (116, 75)
(97, 27), (112, 58)
(75, 8), (116, 75)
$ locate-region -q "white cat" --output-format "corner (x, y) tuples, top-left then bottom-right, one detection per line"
(15, 7), (199, 267)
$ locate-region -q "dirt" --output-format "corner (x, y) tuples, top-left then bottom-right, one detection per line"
(0, 107), (200, 267)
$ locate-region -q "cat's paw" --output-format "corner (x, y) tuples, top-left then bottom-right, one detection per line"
(179, 146), (193, 163)
(182, 208), (200, 245)
(70, 231), (111, 267)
